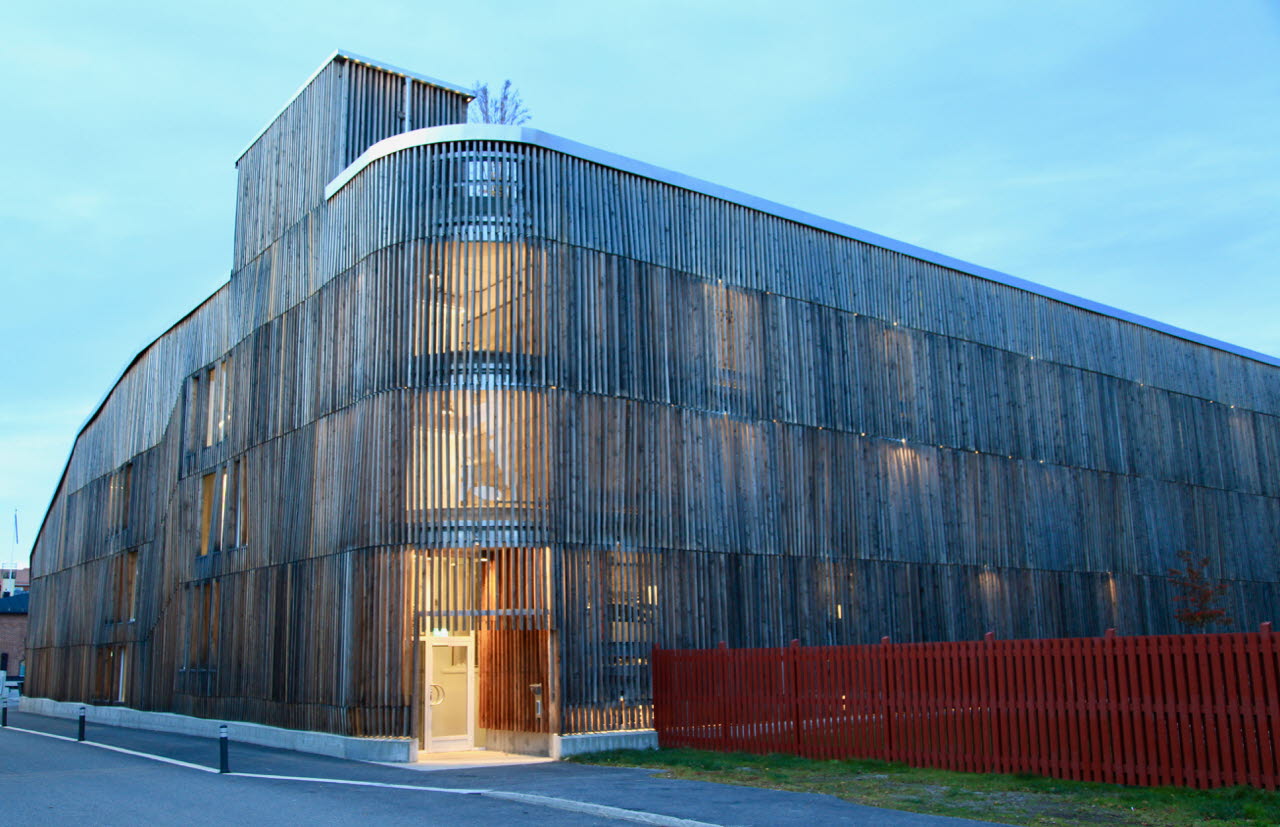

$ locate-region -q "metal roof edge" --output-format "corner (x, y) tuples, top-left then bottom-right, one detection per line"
(323, 123), (1280, 369)
(235, 50), (474, 164)
(336, 50), (475, 99)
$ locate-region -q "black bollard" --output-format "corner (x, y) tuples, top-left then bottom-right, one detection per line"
(219, 724), (229, 774)
(2, 698), (7, 727)
(78, 707), (86, 741)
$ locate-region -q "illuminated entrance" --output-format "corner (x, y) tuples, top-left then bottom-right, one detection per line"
(411, 548), (552, 753)
(425, 635), (475, 751)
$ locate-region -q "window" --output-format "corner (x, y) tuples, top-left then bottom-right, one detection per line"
(605, 553), (654, 703)
(200, 461), (249, 555)
(184, 374), (201, 459)
(125, 549), (138, 622)
(183, 580), (219, 695)
(414, 241), (544, 359)
(219, 467), (229, 548)
(94, 645), (127, 704)
(106, 463), (132, 535)
(706, 282), (758, 377)
(105, 550), (139, 624)
(204, 365), (219, 447)
(405, 390), (548, 513)
(200, 357), (233, 448)
(199, 473), (216, 556)
(113, 646), (127, 702)
(234, 459), (249, 547)
(703, 282), (760, 409)
(465, 156), (518, 198)
(193, 581), (219, 665)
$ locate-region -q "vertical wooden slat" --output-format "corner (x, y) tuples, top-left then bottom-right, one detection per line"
(24, 50), (1280, 753)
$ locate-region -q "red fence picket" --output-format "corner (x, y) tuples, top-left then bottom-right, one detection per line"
(652, 625), (1280, 789)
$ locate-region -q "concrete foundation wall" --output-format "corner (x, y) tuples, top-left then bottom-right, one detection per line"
(20, 697), (414, 762)
(551, 729), (658, 758)
(476, 728), (658, 758)
(486, 729), (551, 756)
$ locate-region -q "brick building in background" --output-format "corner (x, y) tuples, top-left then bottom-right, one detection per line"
(0, 592), (29, 679)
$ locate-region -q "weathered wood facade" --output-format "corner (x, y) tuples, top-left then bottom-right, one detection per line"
(29, 52), (1280, 749)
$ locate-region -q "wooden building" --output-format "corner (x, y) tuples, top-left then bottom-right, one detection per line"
(28, 51), (1280, 754)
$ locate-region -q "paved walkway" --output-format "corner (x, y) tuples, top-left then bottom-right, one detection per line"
(1, 711), (1013, 826)
(404, 747), (554, 771)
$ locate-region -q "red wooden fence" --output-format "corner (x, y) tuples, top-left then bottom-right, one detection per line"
(652, 626), (1280, 789)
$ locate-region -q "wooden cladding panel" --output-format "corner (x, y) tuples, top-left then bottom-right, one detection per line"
(235, 60), (346, 272)
(344, 60), (469, 166)
(552, 394), (1280, 578)
(478, 630), (549, 733)
(235, 57), (470, 271)
(30, 127), (1280, 742)
(31, 546), (416, 736)
(59, 288), (231, 494)
(324, 142), (1279, 412)
(554, 548), (1280, 735)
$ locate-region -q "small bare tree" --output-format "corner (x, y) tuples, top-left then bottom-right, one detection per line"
(1167, 549), (1233, 630)
(470, 80), (530, 125)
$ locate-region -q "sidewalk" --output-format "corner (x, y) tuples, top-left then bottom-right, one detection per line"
(4, 710), (1013, 826)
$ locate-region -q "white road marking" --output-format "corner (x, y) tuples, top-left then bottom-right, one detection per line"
(6, 725), (218, 772)
(233, 772), (488, 794)
(485, 790), (723, 826)
(2, 725), (725, 826)
(229, 773), (722, 825)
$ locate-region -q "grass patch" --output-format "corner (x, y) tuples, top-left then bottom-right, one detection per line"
(569, 748), (1280, 826)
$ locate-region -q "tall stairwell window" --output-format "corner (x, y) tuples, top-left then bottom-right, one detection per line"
(413, 241), (545, 360)
(203, 356), (232, 447)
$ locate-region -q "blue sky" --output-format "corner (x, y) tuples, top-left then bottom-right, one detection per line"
(2, 0), (1278, 565)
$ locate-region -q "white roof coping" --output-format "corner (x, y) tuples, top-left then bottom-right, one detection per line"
(325, 123), (1280, 369)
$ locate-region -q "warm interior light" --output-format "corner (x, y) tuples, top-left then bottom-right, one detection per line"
(406, 389), (547, 513)
(412, 240), (544, 357)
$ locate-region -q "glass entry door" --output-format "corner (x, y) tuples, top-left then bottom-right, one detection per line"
(426, 637), (474, 751)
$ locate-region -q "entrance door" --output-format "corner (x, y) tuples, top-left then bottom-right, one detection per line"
(426, 637), (474, 751)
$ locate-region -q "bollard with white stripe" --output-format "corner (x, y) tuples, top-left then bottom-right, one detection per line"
(219, 724), (229, 773)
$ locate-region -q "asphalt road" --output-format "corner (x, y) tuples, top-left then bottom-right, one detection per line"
(0, 711), (1011, 826)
